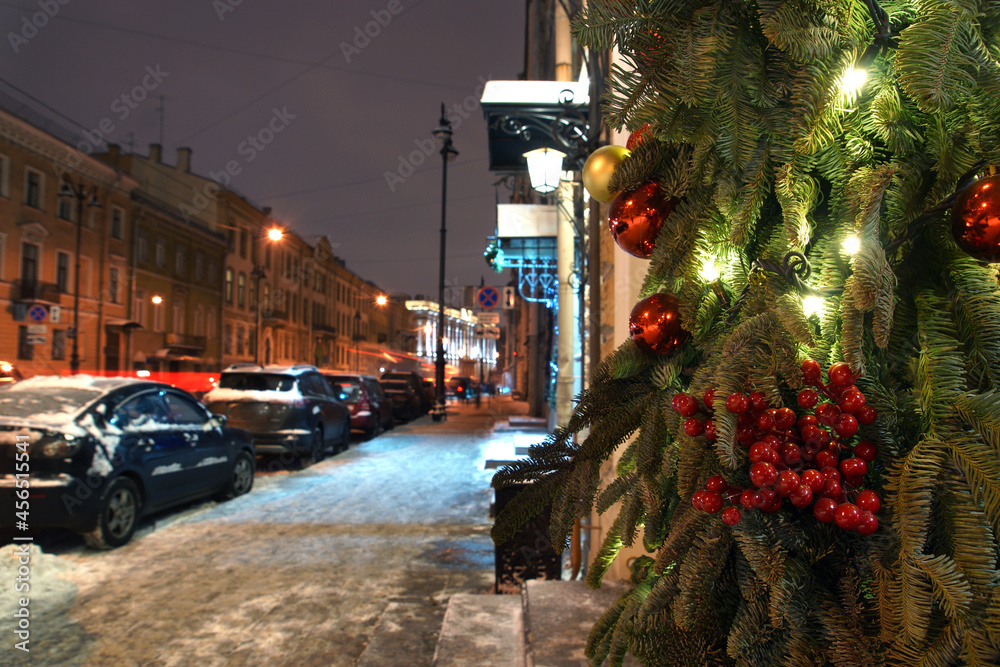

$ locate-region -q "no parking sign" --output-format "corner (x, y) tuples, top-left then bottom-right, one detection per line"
(476, 286), (499, 310)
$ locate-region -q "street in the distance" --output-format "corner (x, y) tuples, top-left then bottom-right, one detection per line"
(0, 397), (533, 667)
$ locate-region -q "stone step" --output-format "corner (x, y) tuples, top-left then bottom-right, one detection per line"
(432, 593), (526, 667)
(524, 579), (637, 666)
(356, 599), (446, 667)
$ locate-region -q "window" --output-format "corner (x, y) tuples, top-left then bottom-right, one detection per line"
(0, 153), (9, 198)
(236, 325), (245, 356)
(237, 272), (246, 308)
(195, 252), (205, 281)
(111, 393), (169, 429)
(303, 297), (309, 325)
(17, 326), (32, 360)
(58, 198), (72, 221)
(207, 307), (215, 336)
(108, 267), (120, 303)
(193, 305), (203, 337)
(110, 207), (124, 239)
(134, 289), (145, 327)
(175, 247), (185, 275)
(56, 252), (70, 293)
(52, 329), (66, 360)
(291, 296), (297, 322)
(20, 242), (39, 291)
(155, 238), (166, 267)
(225, 268), (234, 303)
(162, 393), (208, 426)
(173, 303), (184, 334)
(24, 169), (42, 209)
(208, 259), (218, 284)
(224, 324), (233, 355)
(137, 229), (149, 263)
(249, 279), (256, 309)
(239, 227), (248, 258)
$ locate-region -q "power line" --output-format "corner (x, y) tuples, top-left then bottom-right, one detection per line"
(0, 2), (474, 93)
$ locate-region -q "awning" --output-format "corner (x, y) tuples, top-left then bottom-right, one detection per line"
(106, 318), (143, 329)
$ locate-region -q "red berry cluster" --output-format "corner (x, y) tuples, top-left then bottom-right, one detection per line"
(681, 360), (881, 534)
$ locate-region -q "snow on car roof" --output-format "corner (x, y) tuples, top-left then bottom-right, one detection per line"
(222, 364), (319, 375)
(203, 387), (305, 403)
(6, 375), (150, 392)
(0, 375), (163, 427)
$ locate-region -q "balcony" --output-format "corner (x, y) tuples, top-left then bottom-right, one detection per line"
(262, 309), (288, 327)
(12, 280), (62, 304)
(164, 332), (207, 351)
(313, 323), (337, 337)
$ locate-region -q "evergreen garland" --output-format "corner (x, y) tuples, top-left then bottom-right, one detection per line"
(492, 0), (1000, 664)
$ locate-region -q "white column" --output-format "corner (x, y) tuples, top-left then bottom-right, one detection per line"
(556, 178), (576, 427)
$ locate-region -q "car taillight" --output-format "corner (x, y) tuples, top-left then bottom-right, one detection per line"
(457, 385), (464, 392)
(358, 396), (370, 412)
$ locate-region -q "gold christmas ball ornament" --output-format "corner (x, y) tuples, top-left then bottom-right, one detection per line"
(583, 145), (630, 203)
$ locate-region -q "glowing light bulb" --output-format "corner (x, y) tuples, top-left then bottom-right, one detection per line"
(376, 295), (388, 306)
(699, 257), (721, 282)
(842, 235), (861, 255)
(267, 228), (283, 241)
(802, 295), (825, 318)
(840, 67), (868, 96)
(151, 295), (163, 304)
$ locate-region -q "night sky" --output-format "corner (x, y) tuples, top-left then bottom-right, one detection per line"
(0, 0), (523, 299)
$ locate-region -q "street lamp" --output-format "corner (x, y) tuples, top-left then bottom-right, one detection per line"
(432, 103), (458, 421)
(59, 179), (101, 375)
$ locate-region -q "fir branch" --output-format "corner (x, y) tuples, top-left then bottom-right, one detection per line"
(912, 553), (975, 621)
(896, 0), (982, 112)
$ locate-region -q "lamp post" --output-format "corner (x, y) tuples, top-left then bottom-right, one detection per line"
(432, 103), (458, 421)
(252, 227), (284, 366)
(58, 179), (101, 375)
(354, 310), (361, 372)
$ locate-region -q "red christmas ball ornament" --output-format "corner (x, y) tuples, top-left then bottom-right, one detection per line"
(828, 362), (855, 387)
(854, 441), (878, 462)
(628, 293), (689, 355)
(625, 123), (651, 151)
(951, 173), (1000, 261)
(774, 407), (797, 430)
(608, 181), (676, 258)
(749, 461), (778, 488)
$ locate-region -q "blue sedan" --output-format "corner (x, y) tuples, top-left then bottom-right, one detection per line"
(0, 376), (255, 548)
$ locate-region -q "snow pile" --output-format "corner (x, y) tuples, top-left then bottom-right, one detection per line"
(0, 544), (77, 609)
(203, 387), (304, 403)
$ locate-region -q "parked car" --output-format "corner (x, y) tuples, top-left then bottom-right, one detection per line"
(381, 379), (423, 422)
(203, 365), (350, 461)
(381, 371), (432, 414)
(0, 375), (255, 549)
(324, 373), (393, 439)
(447, 376), (478, 402)
(0, 361), (23, 385)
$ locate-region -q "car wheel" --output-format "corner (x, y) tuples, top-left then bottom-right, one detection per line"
(83, 477), (140, 549)
(221, 451), (254, 499)
(341, 416), (352, 451)
(308, 426), (326, 463)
